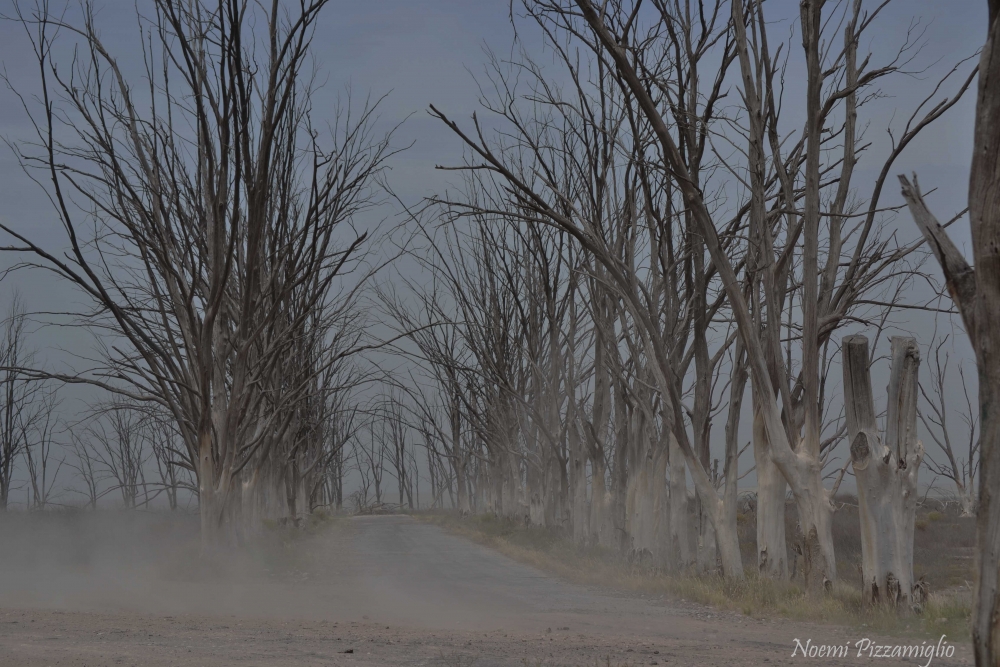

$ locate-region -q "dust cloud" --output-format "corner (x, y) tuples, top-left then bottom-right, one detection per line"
(0, 512), (975, 666)
(0, 510), (361, 621)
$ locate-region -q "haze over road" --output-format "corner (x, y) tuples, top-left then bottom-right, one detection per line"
(0, 515), (972, 665)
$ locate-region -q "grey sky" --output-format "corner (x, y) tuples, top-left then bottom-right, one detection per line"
(0, 0), (986, 267)
(0, 0), (990, 502)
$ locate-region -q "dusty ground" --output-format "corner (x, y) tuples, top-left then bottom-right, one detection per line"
(0, 513), (973, 666)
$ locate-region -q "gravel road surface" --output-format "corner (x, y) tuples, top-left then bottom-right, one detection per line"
(0, 514), (972, 666)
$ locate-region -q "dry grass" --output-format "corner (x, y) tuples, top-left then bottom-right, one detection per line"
(418, 510), (972, 641)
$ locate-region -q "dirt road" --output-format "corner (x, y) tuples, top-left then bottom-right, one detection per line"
(0, 514), (972, 666)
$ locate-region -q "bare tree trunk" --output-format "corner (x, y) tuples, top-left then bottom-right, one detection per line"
(696, 501), (718, 574)
(587, 294), (613, 545)
(571, 0), (818, 586)
(720, 343), (749, 581)
(198, 429), (220, 550)
(570, 420), (588, 542)
(843, 335), (924, 609)
(335, 445), (344, 511)
(651, 445), (670, 565)
(753, 400), (789, 578)
(667, 433), (692, 570)
(968, 5), (1000, 660)
(612, 382), (630, 552)
(445, 386), (468, 514)
(900, 0), (999, 649)
(589, 457), (611, 543)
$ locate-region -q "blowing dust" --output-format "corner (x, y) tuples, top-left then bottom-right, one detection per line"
(0, 510), (363, 621)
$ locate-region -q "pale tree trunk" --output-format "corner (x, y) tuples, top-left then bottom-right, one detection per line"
(511, 449), (524, 520)
(753, 400), (789, 578)
(526, 418), (545, 526)
(625, 390), (664, 559)
(843, 335), (924, 609)
(668, 433), (692, 570)
(716, 342), (750, 578)
(612, 382), (630, 551)
(587, 409), (611, 546)
(713, 341), (747, 578)
(626, 451), (655, 555)
(198, 427), (221, 550)
(570, 420), (589, 543)
(590, 454), (611, 545)
(625, 400), (654, 554)
(587, 287), (613, 546)
(286, 457), (300, 526)
(793, 0), (837, 594)
(451, 387), (470, 513)
(697, 506), (718, 574)
(624, 445), (665, 560)
(543, 446), (562, 528)
(651, 446), (670, 564)
(574, 0), (822, 587)
(658, 381), (744, 578)
(501, 446), (522, 519)
(691, 223), (717, 574)
(702, 493), (742, 580)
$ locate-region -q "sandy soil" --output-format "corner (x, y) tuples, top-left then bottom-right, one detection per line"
(0, 514), (973, 666)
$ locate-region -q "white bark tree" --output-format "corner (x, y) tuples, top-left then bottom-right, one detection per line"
(842, 335), (924, 609)
(563, 0), (974, 590)
(6, 0), (394, 543)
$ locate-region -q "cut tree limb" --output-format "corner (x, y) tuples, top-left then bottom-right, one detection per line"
(842, 335), (924, 611)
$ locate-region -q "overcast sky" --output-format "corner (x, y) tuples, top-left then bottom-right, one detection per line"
(0, 0), (990, 502)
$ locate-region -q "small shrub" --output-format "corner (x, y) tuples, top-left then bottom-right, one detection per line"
(916, 519), (929, 531)
(927, 511), (944, 522)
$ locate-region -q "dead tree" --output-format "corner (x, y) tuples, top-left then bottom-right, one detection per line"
(919, 337), (979, 516)
(147, 419), (186, 511)
(357, 411), (387, 508)
(899, 1), (1000, 659)
(431, 8), (747, 577)
(0, 296), (45, 509)
(384, 395), (414, 509)
(67, 432), (102, 510)
(87, 402), (152, 510)
(22, 389), (62, 510)
(555, 0), (974, 591)
(6, 0), (394, 543)
(843, 335), (924, 610)
(383, 281), (474, 514)
(580, 259), (616, 547)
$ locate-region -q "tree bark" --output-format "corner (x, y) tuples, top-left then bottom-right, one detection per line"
(753, 399), (789, 578)
(843, 335), (924, 609)
(574, 0), (829, 589)
(570, 420), (589, 542)
(969, 2), (1000, 661)
(900, 0), (999, 654)
(668, 433), (692, 570)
